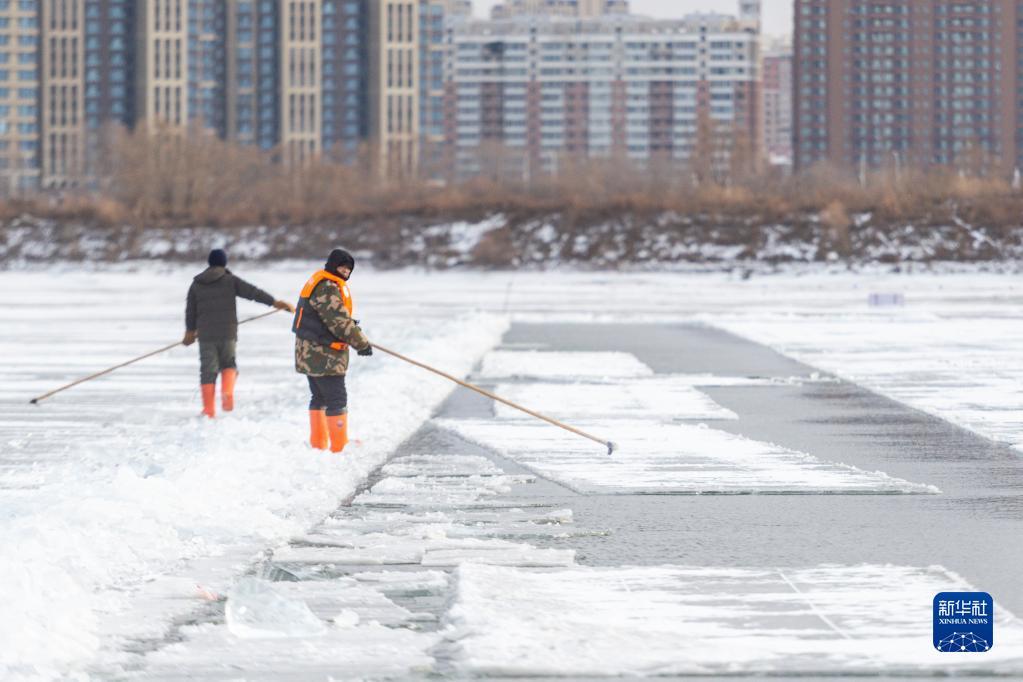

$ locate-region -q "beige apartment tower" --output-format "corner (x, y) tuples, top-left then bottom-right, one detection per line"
(0, 0), (41, 192)
(136, 0), (189, 128)
(280, 0), (323, 165)
(368, 0), (419, 177)
(40, 0), (85, 188)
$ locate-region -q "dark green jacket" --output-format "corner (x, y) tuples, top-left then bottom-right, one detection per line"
(294, 279), (370, 376)
(186, 267), (275, 341)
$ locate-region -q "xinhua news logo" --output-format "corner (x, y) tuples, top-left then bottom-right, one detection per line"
(933, 592), (994, 653)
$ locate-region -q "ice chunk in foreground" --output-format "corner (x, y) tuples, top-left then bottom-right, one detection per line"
(226, 577), (326, 639)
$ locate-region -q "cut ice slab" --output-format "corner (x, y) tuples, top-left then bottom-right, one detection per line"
(140, 621), (440, 680)
(478, 350), (654, 380)
(353, 473), (533, 508)
(493, 377), (737, 422)
(381, 454), (505, 478)
(319, 508), (580, 542)
(226, 578), (326, 639)
(436, 419), (939, 495)
(444, 563), (1023, 677)
(251, 578), (420, 627)
(274, 532), (575, 568)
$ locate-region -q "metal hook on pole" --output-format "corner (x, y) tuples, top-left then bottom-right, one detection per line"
(372, 343), (616, 456)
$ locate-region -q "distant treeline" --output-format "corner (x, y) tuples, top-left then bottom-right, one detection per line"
(3, 125), (1023, 237)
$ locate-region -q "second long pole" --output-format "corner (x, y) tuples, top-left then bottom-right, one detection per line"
(372, 343), (616, 456)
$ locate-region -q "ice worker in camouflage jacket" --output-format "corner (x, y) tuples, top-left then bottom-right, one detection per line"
(292, 248), (373, 453)
(184, 248), (294, 418)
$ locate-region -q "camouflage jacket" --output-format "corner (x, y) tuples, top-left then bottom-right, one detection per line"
(294, 279), (370, 376)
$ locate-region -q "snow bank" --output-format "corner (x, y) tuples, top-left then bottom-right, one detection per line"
(0, 267), (507, 678)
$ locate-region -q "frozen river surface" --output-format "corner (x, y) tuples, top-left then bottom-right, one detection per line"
(2, 267), (1023, 679)
(140, 322), (1023, 679)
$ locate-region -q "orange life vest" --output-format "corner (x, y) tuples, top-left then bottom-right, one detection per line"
(292, 270), (354, 351)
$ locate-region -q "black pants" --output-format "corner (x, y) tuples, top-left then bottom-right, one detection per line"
(307, 375), (347, 416)
(199, 339), (237, 385)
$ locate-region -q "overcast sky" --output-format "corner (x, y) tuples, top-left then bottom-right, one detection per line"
(471, 0), (794, 37)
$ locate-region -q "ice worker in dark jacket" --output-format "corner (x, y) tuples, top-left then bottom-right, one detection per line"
(184, 249), (294, 418)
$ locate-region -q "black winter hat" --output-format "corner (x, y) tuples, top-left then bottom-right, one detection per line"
(325, 248), (355, 276)
(208, 249), (228, 267)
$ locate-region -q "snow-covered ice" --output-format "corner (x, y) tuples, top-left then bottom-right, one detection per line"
(381, 454), (504, 477)
(438, 418), (938, 494)
(492, 377), (738, 421)
(713, 312), (1023, 452)
(445, 563), (1023, 676)
(3, 265), (1023, 678)
(141, 620), (439, 681)
(478, 350), (654, 380)
(0, 268), (507, 676)
(353, 472), (533, 507)
(270, 452), (573, 569)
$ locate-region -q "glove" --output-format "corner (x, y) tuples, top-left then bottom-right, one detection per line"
(357, 345), (373, 357)
(273, 300), (295, 313)
(182, 330), (197, 346)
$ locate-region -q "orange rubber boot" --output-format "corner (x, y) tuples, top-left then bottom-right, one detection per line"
(309, 410), (328, 450)
(201, 384), (216, 418)
(221, 369), (237, 412)
(327, 413), (349, 453)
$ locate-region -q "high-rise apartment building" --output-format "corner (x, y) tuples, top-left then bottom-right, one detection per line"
(278, 0), (322, 165)
(794, 0), (1020, 173)
(761, 40), (792, 167)
(368, 0), (419, 177)
(739, 1), (760, 29)
(135, 0), (189, 128)
(1, 0), (41, 193)
(224, 0), (263, 148)
(41, 0), (83, 188)
(420, 0), (469, 179)
(445, 11), (759, 180)
(322, 0), (368, 160)
(188, 0), (226, 135)
(30, 0), (380, 186)
(83, 0), (136, 156)
(490, 0), (629, 19)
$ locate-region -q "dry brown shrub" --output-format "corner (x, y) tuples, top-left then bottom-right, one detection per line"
(471, 226), (515, 267)
(821, 200), (851, 254)
(6, 130), (1023, 238)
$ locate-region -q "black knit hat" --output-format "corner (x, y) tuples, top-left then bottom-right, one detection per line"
(325, 248), (355, 277)
(208, 249), (228, 267)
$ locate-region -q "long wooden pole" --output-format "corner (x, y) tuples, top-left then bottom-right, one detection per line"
(29, 309), (284, 405)
(372, 343), (616, 456)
